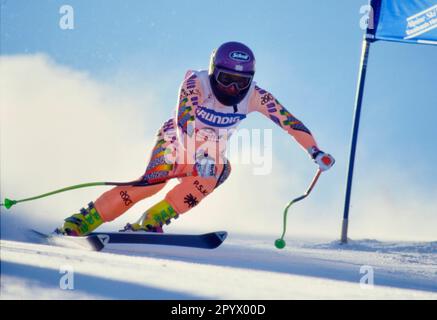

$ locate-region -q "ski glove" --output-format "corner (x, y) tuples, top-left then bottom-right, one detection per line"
(309, 147), (335, 172)
(194, 152), (217, 178)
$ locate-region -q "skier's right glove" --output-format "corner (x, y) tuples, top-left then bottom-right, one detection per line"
(309, 146), (335, 172)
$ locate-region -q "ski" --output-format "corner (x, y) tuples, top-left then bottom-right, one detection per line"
(30, 229), (227, 251)
(30, 229), (105, 251)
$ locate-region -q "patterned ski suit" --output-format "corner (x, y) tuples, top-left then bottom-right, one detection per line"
(94, 70), (318, 222)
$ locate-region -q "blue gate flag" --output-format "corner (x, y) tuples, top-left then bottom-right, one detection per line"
(367, 0), (437, 45)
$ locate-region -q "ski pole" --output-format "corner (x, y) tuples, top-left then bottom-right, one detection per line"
(275, 168), (322, 249)
(0, 171), (197, 210)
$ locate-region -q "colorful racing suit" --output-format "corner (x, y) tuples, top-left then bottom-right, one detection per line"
(94, 70), (318, 222)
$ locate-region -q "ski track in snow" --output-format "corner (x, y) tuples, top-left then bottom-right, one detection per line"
(1, 232), (437, 299)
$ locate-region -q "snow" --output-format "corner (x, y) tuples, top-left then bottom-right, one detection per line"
(1, 232), (436, 299)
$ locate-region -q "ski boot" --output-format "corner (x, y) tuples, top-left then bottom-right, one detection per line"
(56, 202), (104, 236)
(122, 200), (178, 233)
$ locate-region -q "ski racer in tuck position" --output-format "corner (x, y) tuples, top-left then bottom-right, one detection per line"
(57, 41), (335, 236)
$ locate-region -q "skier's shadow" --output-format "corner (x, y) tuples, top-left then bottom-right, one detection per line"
(1, 261), (203, 299)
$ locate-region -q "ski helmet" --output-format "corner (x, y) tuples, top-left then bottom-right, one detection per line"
(208, 41), (256, 106)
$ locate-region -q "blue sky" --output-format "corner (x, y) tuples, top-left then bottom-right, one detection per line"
(1, 0), (436, 240)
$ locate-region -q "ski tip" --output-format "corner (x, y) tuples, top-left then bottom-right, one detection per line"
(215, 231), (228, 242)
(30, 229), (105, 251)
(201, 231), (228, 249)
(29, 229), (50, 238)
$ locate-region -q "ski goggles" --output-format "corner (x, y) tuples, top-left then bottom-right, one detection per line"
(214, 68), (253, 90)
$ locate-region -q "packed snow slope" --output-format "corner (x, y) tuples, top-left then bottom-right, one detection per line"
(1, 228), (436, 299)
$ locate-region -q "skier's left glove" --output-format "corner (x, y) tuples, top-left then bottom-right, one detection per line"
(309, 146), (335, 172)
(194, 152), (217, 178)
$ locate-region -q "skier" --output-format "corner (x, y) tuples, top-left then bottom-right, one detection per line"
(57, 41), (335, 236)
